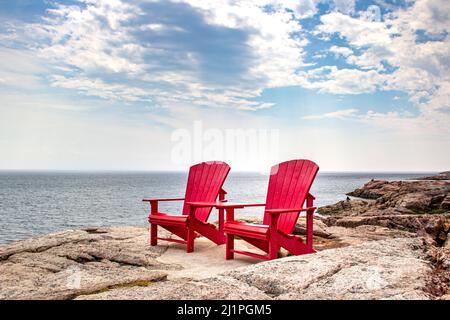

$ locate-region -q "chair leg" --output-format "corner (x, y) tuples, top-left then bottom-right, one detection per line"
(186, 227), (195, 253)
(268, 241), (279, 260)
(150, 224), (157, 246)
(306, 211), (314, 251)
(226, 234), (234, 260)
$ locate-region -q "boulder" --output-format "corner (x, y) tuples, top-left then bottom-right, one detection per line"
(0, 226), (446, 300)
(76, 276), (271, 300)
(322, 214), (450, 245)
(418, 172), (450, 181)
(0, 227), (172, 300)
(77, 237), (441, 300)
(331, 180), (450, 215)
(441, 194), (450, 210)
(347, 180), (387, 199)
(226, 238), (432, 300)
(399, 193), (433, 212)
(317, 199), (371, 216)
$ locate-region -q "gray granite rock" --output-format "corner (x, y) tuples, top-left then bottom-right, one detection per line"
(76, 276), (271, 300)
(0, 227), (171, 300)
(225, 238), (432, 300)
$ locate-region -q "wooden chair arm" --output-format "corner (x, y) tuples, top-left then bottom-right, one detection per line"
(142, 197), (185, 202)
(265, 207), (316, 215)
(143, 197), (185, 215)
(186, 202), (265, 209)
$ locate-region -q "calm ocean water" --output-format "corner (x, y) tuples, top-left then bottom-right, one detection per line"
(0, 171), (432, 244)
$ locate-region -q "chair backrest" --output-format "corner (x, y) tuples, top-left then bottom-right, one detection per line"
(182, 161), (231, 222)
(263, 159), (319, 234)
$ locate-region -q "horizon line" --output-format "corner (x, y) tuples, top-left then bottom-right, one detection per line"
(0, 169), (442, 174)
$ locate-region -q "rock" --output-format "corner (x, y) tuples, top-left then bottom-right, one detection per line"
(0, 227), (172, 300)
(318, 178), (450, 243)
(400, 193), (433, 212)
(445, 237), (450, 249)
(0, 225), (447, 300)
(226, 238), (432, 300)
(441, 194), (450, 210)
(0, 226), (267, 300)
(76, 238), (442, 300)
(322, 214), (450, 245)
(417, 172), (450, 181)
(423, 245), (450, 297)
(324, 225), (416, 247)
(294, 217), (332, 238)
(424, 219), (445, 242)
(0, 258), (167, 300)
(347, 180), (387, 199)
(76, 276), (271, 300)
(317, 199), (371, 216)
(335, 180), (450, 215)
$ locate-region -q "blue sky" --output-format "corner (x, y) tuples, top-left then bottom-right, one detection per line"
(0, 0), (449, 171)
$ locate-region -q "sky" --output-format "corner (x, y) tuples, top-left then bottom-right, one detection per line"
(0, 0), (449, 172)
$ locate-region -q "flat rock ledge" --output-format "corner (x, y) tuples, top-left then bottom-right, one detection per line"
(78, 237), (433, 300)
(0, 226), (444, 300)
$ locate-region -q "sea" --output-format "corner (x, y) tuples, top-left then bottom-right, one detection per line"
(0, 171), (432, 244)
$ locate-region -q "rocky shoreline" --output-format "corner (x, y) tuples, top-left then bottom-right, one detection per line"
(316, 172), (450, 298)
(0, 173), (449, 300)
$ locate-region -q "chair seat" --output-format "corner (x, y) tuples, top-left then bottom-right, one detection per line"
(149, 213), (188, 226)
(224, 221), (269, 240)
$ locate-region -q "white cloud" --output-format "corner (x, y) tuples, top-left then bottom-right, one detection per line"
(0, 47), (48, 88)
(36, 1), (143, 74)
(5, 0), (446, 117)
(316, 11), (391, 47)
(302, 66), (384, 94)
(331, 0), (356, 16)
(0, 0), (317, 111)
(302, 108), (358, 119)
(50, 75), (152, 102)
(391, 0), (450, 34)
(310, 0), (450, 134)
(278, 0), (319, 19)
(180, 0), (310, 88)
(1, 0), (449, 171)
(329, 45), (353, 57)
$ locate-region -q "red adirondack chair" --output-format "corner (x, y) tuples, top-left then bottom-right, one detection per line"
(143, 161), (230, 253)
(187, 159), (319, 260)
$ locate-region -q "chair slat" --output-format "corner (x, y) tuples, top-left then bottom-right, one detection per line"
(182, 161), (230, 222)
(264, 159), (319, 234)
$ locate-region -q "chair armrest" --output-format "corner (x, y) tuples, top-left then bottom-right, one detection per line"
(142, 198), (185, 202)
(265, 207), (316, 215)
(186, 201), (222, 208)
(187, 202), (265, 209)
(143, 198), (185, 215)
